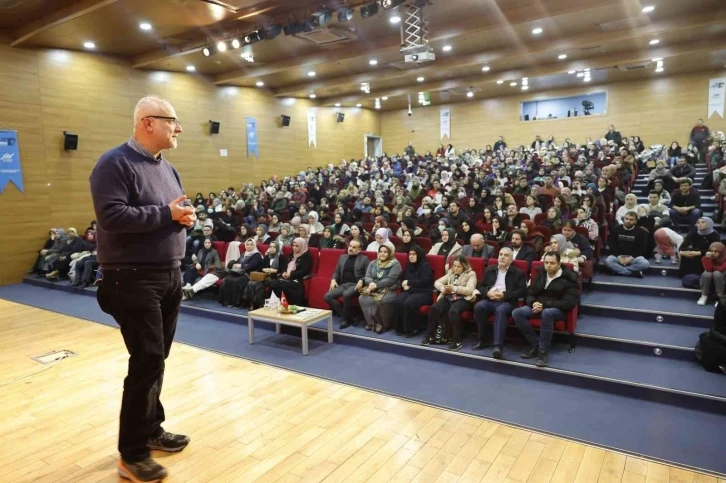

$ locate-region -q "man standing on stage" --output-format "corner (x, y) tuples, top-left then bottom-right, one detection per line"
(90, 96), (195, 482)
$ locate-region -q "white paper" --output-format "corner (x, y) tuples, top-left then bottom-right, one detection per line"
(220, 149), (228, 157)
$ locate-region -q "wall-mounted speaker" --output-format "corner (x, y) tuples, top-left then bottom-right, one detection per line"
(281, 115), (291, 127)
(63, 131), (78, 150)
(336, 112), (345, 123)
(209, 120), (220, 134)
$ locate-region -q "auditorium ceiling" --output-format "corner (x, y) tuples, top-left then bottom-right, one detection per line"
(2, 0), (726, 110)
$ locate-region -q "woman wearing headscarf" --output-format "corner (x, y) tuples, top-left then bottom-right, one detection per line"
(217, 238), (264, 306)
(698, 242), (726, 306)
(182, 237), (224, 300)
(680, 217), (721, 279)
(429, 227), (463, 271)
(268, 237), (313, 306)
(277, 223), (295, 246)
(358, 245), (402, 333)
(318, 226), (345, 249)
(421, 255), (477, 351)
(267, 214), (282, 234)
(616, 193), (639, 224)
(574, 207), (599, 242)
(367, 227), (395, 253)
(393, 245), (433, 336)
(347, 222), (369, 247)
(395, 229), (419, 254)
(485, 217), (509, 245)
(30, 228), (61, 274)
(305, 211), (325, 234)
(331, 212), (351, 237)
(520, 220), (546, 254)
(458, 220), (479, 246)
(253, 224), (271, 245)
(541, 207), (563, 232)
(543, 234), (581, 272)
(297, 224), (314, 247)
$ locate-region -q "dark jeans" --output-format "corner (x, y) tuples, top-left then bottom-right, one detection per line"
(394, 291), (431, 334)
(512, 305), (565, 351)
(426, 297), (473, 342)
(474, 299), (514, 346)
(73, 256), (99, 285)
(323, 282), (359, 323)
(97, 268), (182, 463)
(669, 208), (700, 228)
(183, 266), (201, 286)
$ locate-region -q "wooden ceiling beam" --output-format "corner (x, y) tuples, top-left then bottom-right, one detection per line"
(273, 9), (726, 97)
(321, 36), (726, 105)
(11, 0), (120, 47)
(213, 0), (622, 85)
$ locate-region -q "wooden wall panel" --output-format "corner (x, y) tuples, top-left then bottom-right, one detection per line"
(0, 45), (381, 285)
(381, 71), (726, 154)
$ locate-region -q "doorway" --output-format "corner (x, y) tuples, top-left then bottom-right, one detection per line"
(364, 134), (383, 157)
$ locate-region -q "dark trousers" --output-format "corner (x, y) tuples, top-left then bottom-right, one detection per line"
(393, 291), (431, 334)
(183, 266), (200, 286)
(73, 256), (99, 285)
(323, 282), (359, 322)
(426, 297), (472, 342)
(98, 268), (182, 463)
(474, 299), (514, 346)
(512, 306), (565, 351)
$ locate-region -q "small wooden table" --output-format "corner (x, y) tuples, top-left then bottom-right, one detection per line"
(247, 307), (333, 355)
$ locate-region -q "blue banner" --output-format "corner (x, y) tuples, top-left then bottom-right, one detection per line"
(246, 117), (258, 158)
(0, 130), (23, 193)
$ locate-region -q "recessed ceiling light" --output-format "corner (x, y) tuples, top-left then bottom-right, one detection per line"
(335, 103), (341, 107)
(466, 91), (474, 98)
(356, 103), (362, 107)
(256, 81), (264, 87)
(482, 66), (491, 72)
(369, 59), (378, 65)
(642, 5), (655, 13)
(532, 27), (543, 35)
(231, 39), (241, 49)
(584, 78), (591, 82)
(496, 80), (504, 84)
(308, 71), (316, 77)
(510, 82), (517, 86)
(375, 105), (381, 109)
(83, 41), (96, 49)
(382, 96), (388, 100)
(417, 76), (425, 82)
(655, 67), (663, 73)
(568, 70), (576, 74)
(652, 57), (663, 62)
(309, 94), (316, 98)
(649, 39), (660, 45)
(584, 68), (591, 72)
(442, 45), (452, 52)
(390, 15), (401, 24)
(216, 41), (227, 52)
(576, 73), (584, 77)
(139, 22), (152, 31)
(522, 86), (529, 90)
(558, 54), (567, 60)
(186, 65), (196, 72)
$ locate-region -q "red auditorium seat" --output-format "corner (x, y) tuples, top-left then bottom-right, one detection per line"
(394, 252), (408, 269)
(485, 240), (500, 257)
(414, 237), (433, 253)
(308, 248), (345, 309)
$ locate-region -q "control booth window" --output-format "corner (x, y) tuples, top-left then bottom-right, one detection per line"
(520, 92), (607, 121)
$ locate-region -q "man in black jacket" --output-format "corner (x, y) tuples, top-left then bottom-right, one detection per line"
(669, 178), (701, 228)
(512, 251), (580, 367)
(509, 231), (536, 271)
(324, 240), (368, 328)
(473, 248), (527, 358)
(669, 157), (696, 184)
(604, 212), (650, 277)
(604, 124), (622, 146)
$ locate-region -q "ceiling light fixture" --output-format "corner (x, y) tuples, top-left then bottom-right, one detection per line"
(649, 39), (660, 45)
(655, 67), (663, 73)
(216, 41), (227, 52)
(558, 54), (567, 59)
(389, 15), (401, 24)
(497, 80), (504, 84)
(382, 0), (404, 8)
(83, 41), (95, 49)
(244, 31), (262, 44)
(369, 59), (378, 65)
(584, 68), (591, 72)
(139, 22), (152, 31)
(466, 91), (474, 98)
(417, 76), (425, 82)
(576, 73), (584, 77)
(202, 47), (211, 57)
(186, 65), (196, 72)
(652, 57), (663, 62)
(255, 81), (264, 87)
(442, 45), (452, 52)
(356, 103), (362, 107)
(309, 93), (317, 98)
(532, 27), (543, 35)
(568, 70), (576, 74)
(382, 96), (388, 100)
(510, 82), (517, 86)
(310, 7), (332, 27)
(231, 38), (241, 49)
(335, 103), (341, 107)
(522, 86), (529, 90)
(360, 2), (379, 18)
(308, 71), (316, 77)
(642, 5), (655, 13)
(482, 66), (490, 72)
(337, 7), (354, 22)
(584, 78), (592, 82)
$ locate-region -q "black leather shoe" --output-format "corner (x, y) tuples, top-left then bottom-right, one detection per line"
(420, 337), (432, 346)
(521, 345), (539, 359)
(631, 270), (644, 279)
(340, 321), (351, 329)
(492, 345), (503, 359)
(472, 340), (488, 351)
(535, 350), (549, 367)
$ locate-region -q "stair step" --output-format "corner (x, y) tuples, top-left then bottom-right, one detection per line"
(575, 314), (701, 350)
(580, 291), (712, 325)
(592, 273), (699, 297)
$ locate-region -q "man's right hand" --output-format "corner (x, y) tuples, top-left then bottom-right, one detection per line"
(330, 279), (338, 290)
(169, 195), (194, 221)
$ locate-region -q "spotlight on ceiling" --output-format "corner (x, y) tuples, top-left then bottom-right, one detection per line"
(308, 71), (316, 77)
(245, 31), (262, 44)
(558, 54), (567, 59)
(649, 39), (660, 45)
(139, 22), (152, 31)
(356, 103), (362, 107)
(417, 76), (425, 82)
(309, 93), (317, 99)
(510, 82), (517, 86)
(186, 65), (196, 72)
(360, 2), (379, 18)
(382, 0), (404, 8)
(83, 41), (96, 49)
(568, 70), (576, 74)
(466, 91), (474, 98)
(496, 80), (504, 84)
(389, 15), (401, 24)
(442, 45), (452, 52)
(642, 5), (655, 13)
(482, 66), (490, 72)
(335, 103), (341, 107)
(202, 47), (211, 57)
(262, 23), (282, 39)
(532, 27), (543, 35)
(369, 59), (378, 65)
(310, 7), (332, 27)
(256, 81), (264, 87)
(231, 39), (241, 49)
(216, 41), (227, 52)
(337, 7), (354, 22)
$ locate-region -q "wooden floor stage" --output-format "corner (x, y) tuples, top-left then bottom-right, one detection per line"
(0, 299), (722, 483)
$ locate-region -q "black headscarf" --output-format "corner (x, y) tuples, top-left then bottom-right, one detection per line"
(199, 237), (214, 266)
(438, 228), (457, 255)
(408, 244), (426, 265)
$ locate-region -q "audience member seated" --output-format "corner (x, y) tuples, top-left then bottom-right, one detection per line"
(395, 229), (419, 253)
(543, 235), (581, 273)
(30, 228), (66, 275)
(513, 251), (580, 367)
(573, 207), (599, 243)
(348, 223), (370, 248)
(508, 230), (537, 271)
(541, 207), (563, 232)
(318, 226), (345, 249)
(640, 191), (670, 227)
(670, 157), (696, 184)
(268, 237), (313, 306)
(519, 195), (543, 220)
(277, 223), (295, 246)
(396, 217), (423, 238)
(540, 175), (561, 197)
(473, 248), (527, 358)
(504, 204), (524, 229)
(45, 228), (90, 281)
(367, 227), (395, 253)
(217, 239), (265, 306)
(182, 237), (224, 300)
(669, 179), (701, 229)
(430, 228), (463, 270)
(457, 220), (479, 245)
(561, 222), (594, 278)
(324, 240), (368, 328)
(461, 233), (495, 261)
(679, 218), (720, 284)
(358, 245), (402, 333)
(394, 246), (434, 337)
(446, 200), (469, 230)
(330, 212), (350, 237)
(422, 255), (478, 351)
(485, 217), (509, 245)
(616, 194), (639, 224)
(520, 221), (546, 254)
(605, 212), (650, 278)
(253, 224), (271, 244)
(697, 243), (726, 306)
(70, 231), (98, 288)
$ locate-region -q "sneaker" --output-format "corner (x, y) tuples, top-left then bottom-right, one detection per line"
(697, 295), (708, 306)
(654, 254), (662, 264)
(118, 458), (167, 482)
(447, 340), (463, 351)
(535, 350), (549, 367)
(472, 340), (489, 351)
(631, 270), (644, 279)
(492, 346), (503, 360)
(148, 431), (190, 452)
(671, 257), (679, 265)
(521, 345), (538, 359)
(420, 337), (432, 346)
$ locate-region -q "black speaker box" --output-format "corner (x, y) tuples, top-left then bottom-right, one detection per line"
(209, 121), (220, 134)
(281, 115), (291, 127)
(337, 113), (345, 123)
(63, 131), (78, 150)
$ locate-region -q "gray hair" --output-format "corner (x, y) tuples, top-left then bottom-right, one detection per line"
(499, 247), (513, 255)
(133, 96), (171, 126)
(470, 233), (485, 243)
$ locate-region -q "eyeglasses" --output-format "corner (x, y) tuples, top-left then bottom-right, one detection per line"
(143, 115), (181, 126)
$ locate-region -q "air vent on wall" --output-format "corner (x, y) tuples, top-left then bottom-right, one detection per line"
(598, 16), (650, 32)
(616, 61), (653, 72)
(293, 27), (357, 47)
(0, 0), (23, 8)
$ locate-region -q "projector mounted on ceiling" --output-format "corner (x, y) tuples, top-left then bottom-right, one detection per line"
(405, 49), (435, 64)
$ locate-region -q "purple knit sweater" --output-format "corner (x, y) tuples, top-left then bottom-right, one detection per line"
(89, 143), (186, 269)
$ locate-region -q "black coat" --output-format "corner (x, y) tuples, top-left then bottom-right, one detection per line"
(526, 265), (580, 312)
(399, 260), (434, 294)
(286, 250), (313, 281)
(476, 265), (527, 303)
(565, 232), (594, 260)
(512, 245), (537, 269)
